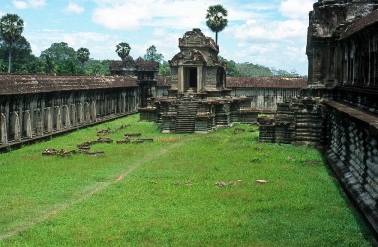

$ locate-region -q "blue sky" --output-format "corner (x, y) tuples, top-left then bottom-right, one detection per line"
(0, 0), (317, 75)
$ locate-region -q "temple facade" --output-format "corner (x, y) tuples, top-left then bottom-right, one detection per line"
(258, 0), (378, 232)
(140, 28), (262, 133)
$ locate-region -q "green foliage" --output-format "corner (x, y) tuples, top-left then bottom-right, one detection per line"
(206, 5), (228, 44)
(0, 36), (36, 73)
(0, 13), (24, 73)
(158, 60), (171, 75)
(218, 56), (240, 77)
(144, 45), (163, 63)
(56, 58), (84, 74)
(0, 59), (6, 72)
(76, 47), (90, 68)
(237, 62), (273, 77)
(85, 59), (111, 75)
(41, 53), (56, 74)
(0, 115), (374, 246)
(27, 58), (45, 74)
(41, 42), (77, 67)
(115, 42), (131, 61)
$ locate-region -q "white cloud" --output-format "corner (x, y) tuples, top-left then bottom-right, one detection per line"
(92, 4), (151, 30)
(231, 19), (308, 44)
(12, 1), (28, 9)
(279, 0), (314, 20)
(24, 30), (120, 59)
(12, 0), (45, 9)
(90, 0), (274, 31)
(63, 3), (85, 14)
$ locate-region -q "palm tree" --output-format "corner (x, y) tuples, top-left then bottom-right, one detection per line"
(205, 5), (228, 45)
(0, 14), (24, 73)
(115, 42), (131, 61)
(77, 47), (90, 68)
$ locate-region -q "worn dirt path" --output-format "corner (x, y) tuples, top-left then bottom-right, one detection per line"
(0, 141), (184, 241)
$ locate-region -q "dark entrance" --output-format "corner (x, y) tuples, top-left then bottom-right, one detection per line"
(189, 67), (197, 88)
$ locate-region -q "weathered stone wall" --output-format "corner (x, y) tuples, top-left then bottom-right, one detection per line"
(0, 74), (139, 149)
(325, 100), (378, 231)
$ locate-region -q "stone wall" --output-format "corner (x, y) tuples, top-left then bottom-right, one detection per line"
(0, 74), (139, 149)
(156, 76), (307, 113)
(325, 100), (378, 231)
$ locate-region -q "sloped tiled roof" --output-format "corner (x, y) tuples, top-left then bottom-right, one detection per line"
(226, 77), (307, 88)
(157, 76), (307, 88)
(0, 74), (138, 95)
(342, 9), (378, 39)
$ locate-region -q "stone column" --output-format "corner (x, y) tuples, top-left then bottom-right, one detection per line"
(24, 110), (33, 139)
(45, 107), (53, 133)
(36, 109), (43, 136)
(197, 66), (203, 93)
(13, 112), (21, 142)
(77, 103), (83, 125)
(63, 105), (70, 129)
(71, 104), (77, 127)
(55, 107), (62, 131)
(1, 113), (8, 145)
(91, 101), (97, 122)
(84, 102), (90, 124)
(178, 66), (183, 93)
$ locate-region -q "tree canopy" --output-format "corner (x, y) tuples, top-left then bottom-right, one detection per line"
(0, 13), (24, 73)
(77, 47), (90, 68)
(116, 42), (131, 61)
(143, 45), (163, 63)
(206, 5), (228, 45)
(0, 35), (35, 73)
(41, 42), (77, 67)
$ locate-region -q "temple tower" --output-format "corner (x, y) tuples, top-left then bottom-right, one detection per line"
(168, 28), (228, 98)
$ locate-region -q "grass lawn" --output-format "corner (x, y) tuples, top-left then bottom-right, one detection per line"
(0, 114), (375, 246)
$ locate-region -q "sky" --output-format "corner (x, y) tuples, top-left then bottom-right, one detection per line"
(0, 0), (317, 76)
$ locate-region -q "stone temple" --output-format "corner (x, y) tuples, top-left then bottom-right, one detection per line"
(139, 28), (256, 133)
(257, 0), (378, 233)
(2, 0), (378, 234)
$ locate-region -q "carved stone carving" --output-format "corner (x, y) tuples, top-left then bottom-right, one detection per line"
(169, 49), (206, 66)
(179, 28), (218, 52)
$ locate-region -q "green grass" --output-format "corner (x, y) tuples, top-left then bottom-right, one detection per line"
(0, 114), (375, 246)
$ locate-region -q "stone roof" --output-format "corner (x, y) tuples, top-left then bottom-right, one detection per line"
(0, 74), (138, 95)
(157, 76), (172, 86)
(135, 61), (159, 71)
(342, 9), (378, 39)
(110, 59), (159, 72)
(109, 61), (124, 72)
(226, 77), (308, 88)
(157, 76), (307, 88)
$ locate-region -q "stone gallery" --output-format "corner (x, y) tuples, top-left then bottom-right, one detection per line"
(257, 0), (378, 232)
(1, 0), (378, 234)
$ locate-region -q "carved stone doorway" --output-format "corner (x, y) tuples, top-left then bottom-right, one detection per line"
(185, 67), (197, 92)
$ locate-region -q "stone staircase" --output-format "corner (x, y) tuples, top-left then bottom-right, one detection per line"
(175, 101), (198, 133)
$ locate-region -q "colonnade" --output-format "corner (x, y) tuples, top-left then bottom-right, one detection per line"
(0, 88), (139, 147)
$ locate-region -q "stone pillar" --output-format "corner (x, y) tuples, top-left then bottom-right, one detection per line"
(91, 101), (97, 122)
(45, 107), (53, 133)
(55, 107), (62, 131)
(1, 113), (8, 145)
(63, 105), (70, 129)
(13, 112), (21, 142)
(71, 104), (77, 127)
(84, 102), (90, 124)
(36, 109), (43, 136)
(122, 93), (126, 113)
(178, 66), (183, 93)
(197, 66), (203, 92)
(77, 103), (84, 125)
(24, 110), (33, 139)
